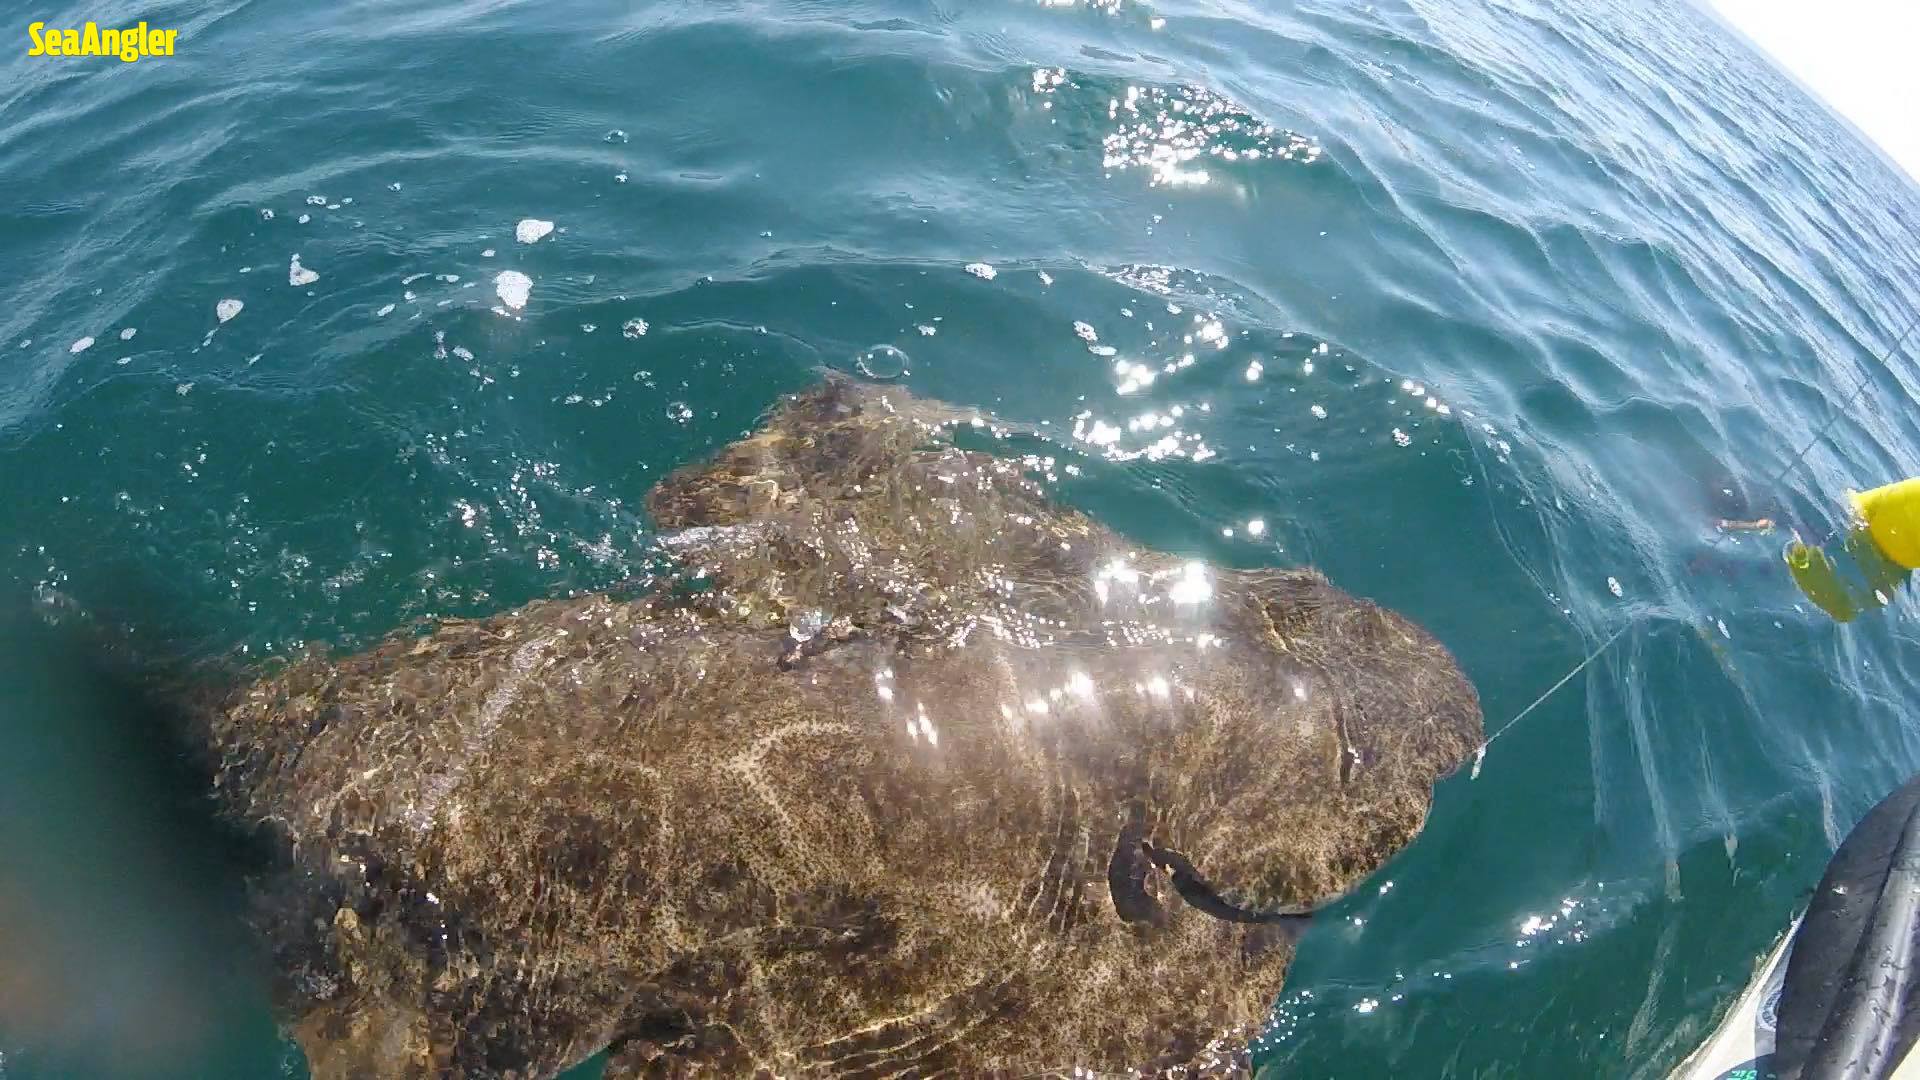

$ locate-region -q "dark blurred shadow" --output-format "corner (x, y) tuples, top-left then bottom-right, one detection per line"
(0, 595), (288, 1078)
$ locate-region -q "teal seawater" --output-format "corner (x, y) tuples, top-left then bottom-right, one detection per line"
(4, 0), (1920, 1075)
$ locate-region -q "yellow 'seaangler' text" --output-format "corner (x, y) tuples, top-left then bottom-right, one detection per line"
(28, 21), (176, 62)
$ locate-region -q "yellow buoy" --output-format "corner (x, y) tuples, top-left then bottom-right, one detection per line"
(1850, 478), (1920, 570)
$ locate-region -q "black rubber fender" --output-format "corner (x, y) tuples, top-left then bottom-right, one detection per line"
(1774, 771), (1920, 1078)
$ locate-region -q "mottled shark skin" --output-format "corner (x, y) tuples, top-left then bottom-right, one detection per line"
(205, 379), (1481, 1078)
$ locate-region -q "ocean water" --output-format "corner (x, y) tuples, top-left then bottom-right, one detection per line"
(3, 0), (1920, 1076)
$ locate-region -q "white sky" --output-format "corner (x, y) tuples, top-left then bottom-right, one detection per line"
(1709, 1), (1920, 180)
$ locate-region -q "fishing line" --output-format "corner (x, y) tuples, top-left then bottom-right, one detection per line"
(1470, 620), (1632, 778)
(1706, 306), (1920, 548)
(1467, 305), (1920, 779)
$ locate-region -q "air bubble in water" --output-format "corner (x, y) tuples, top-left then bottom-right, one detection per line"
(856, 344), (909, 380)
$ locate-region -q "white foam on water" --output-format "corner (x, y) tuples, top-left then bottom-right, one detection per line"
(402, 273), (429, 285)
(388, 182), (402, 191)
(259, 208), (275, 221)
(516, 219), (555, 244)
(1038, 271), (1054, 286)
(615, 172), (629, 183)
(622, 318), (648, 338)
(452, 346), (474, 361)
(917, 324), (937, 336)
(437, 274), (459, 283)
(288, 255), (319, 287)
(216, 298), (244, 323)
(376, 303), (396, 317)
(306, 195), (326, 205)
(494, 270), (533, 311)
(1074, 321), (1098, 342)
(70, 336), (95, 354)
(297, 214), (311, 224)
(481, 248), (496, 258)
(119, 327), (136, 341)
(965, 262), (997, 280)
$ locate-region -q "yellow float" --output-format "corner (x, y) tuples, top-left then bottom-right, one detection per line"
(1786, 477), (1920, 621)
